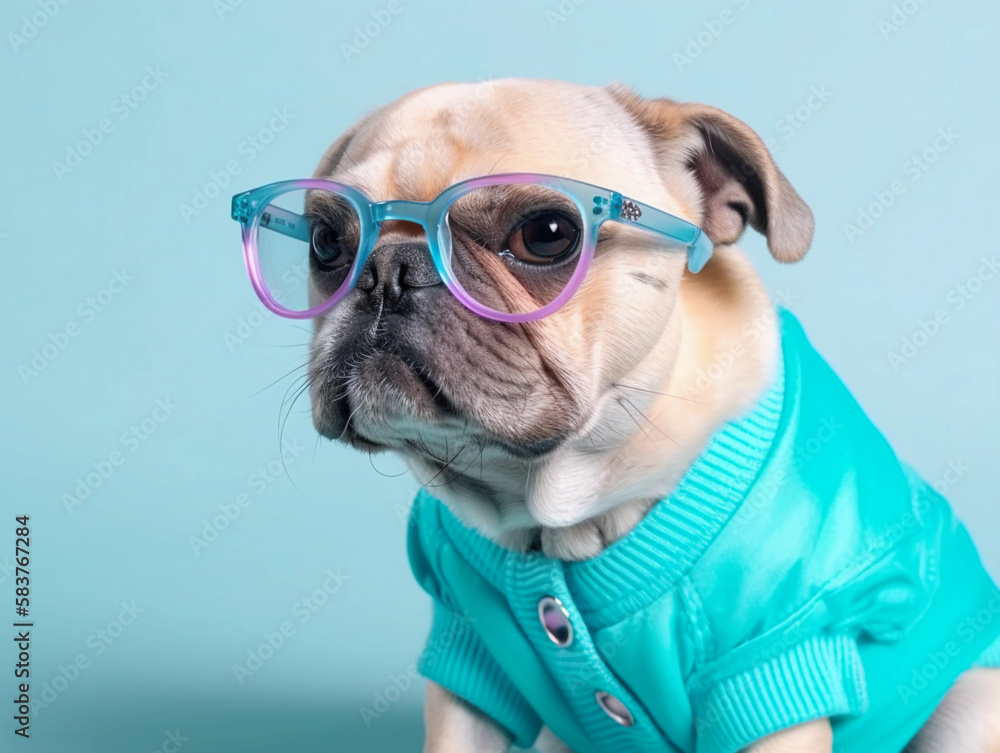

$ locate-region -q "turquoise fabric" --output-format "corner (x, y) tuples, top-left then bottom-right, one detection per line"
(407, 308), (1000, 753)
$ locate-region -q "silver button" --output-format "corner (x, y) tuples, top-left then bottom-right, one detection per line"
(595, 691), (634, 727)
(537, 596), (573, 647)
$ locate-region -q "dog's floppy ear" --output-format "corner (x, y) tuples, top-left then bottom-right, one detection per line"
(610, 86), (814, 263)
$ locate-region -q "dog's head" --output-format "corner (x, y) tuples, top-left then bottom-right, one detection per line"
(308, 79), (813, 540)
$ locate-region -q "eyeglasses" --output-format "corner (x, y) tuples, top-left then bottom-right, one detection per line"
(231, 173), (713, 322)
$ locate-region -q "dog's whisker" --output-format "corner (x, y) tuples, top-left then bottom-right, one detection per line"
(368, 452), (409, 479)
(234, 362), (309, 405)
(614, 382), (707, 405)
(343, 148), (361, 170)
(278, 379), (311, 444)
(617, 397), (652, 443)
(436, 426), (480, 488)
(279, 377), (310, 421)
(434, 445), (476, 487)
(424, 441), (469, 488)
(338, 402), (365, 442)
(311, 431), (323, 465)
(618, 396), (684, 448)
(270, 377), (313, 496)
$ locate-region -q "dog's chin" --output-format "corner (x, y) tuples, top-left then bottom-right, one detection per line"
(312, 352), (568, 460)
(312, 352), (457, 449)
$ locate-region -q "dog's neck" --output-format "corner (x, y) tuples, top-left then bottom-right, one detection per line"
(406, 248), (779, 561)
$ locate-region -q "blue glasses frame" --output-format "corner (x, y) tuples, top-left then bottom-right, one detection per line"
(232, 172), (713, 322)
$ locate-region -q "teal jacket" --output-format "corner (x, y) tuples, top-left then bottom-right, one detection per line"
(407, 309), (1000, 753)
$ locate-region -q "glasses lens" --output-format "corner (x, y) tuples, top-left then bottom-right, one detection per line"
(443, 183), (586, 315)
(254, 188), (362, 314)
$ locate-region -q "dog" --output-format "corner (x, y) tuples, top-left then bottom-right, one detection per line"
(286, 79), (1000, 752)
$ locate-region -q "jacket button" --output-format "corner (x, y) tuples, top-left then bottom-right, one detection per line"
(537, 596), (573, 647)
(595, 691), (634, 727)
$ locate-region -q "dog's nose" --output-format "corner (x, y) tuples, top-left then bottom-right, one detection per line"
(356, 242), (441, 307)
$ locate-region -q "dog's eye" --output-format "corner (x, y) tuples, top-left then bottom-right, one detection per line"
(310, 222), (346, 270)
(504, 211), (580, 264)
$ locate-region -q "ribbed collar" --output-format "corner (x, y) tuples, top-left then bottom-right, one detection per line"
(437, 317), (789, 628)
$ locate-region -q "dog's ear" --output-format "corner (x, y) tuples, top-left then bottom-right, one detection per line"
(610, 86), (814, 263)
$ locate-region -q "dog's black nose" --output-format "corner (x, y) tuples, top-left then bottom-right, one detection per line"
(356, 242), (441, 308)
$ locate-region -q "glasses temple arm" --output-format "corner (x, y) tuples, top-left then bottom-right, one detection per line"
(613, 195), (714, 273)
(254, 204), (312, 242)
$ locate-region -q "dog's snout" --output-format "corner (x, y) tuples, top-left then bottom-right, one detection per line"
(357, 242), (441, 306)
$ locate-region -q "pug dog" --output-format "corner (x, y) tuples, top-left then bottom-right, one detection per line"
(285, 80), (1000, 752)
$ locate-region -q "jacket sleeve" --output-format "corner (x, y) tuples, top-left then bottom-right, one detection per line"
(688, 631), (867, 753)
(684, 473), (1000, 753)
(407, 490), (542, 748)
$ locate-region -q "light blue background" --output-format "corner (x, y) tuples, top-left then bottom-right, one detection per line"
(1, 1), (997, 751)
